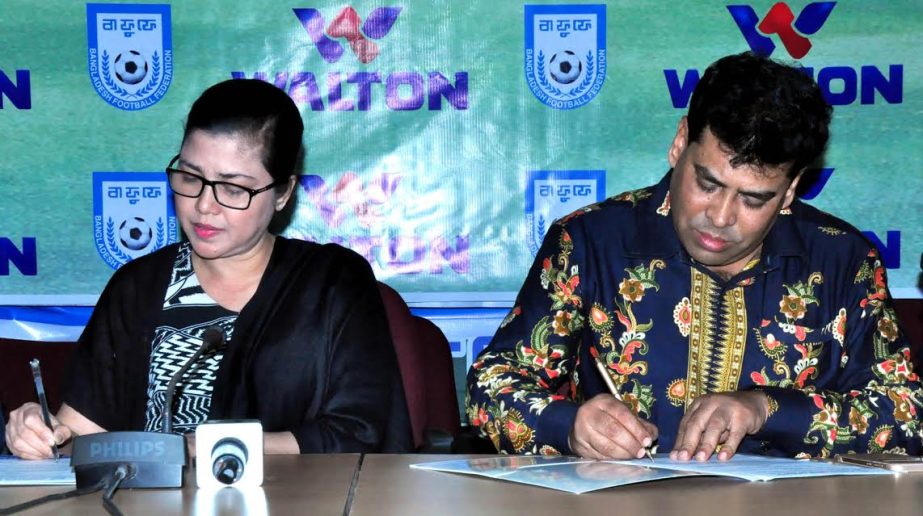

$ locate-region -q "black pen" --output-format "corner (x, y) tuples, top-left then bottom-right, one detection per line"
(29, 358), (60, 461)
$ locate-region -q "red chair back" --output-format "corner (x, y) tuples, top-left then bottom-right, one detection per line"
(377, 283), (460, 450)
(0, 338), (73, 419)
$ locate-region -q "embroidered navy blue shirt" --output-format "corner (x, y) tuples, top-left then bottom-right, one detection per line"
(466, 171), (922, 457)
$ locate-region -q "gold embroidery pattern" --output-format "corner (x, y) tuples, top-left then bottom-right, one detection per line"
(710, 287), (747, 393)
(686, 270), (747, 408)
(686, 270), (717, 406)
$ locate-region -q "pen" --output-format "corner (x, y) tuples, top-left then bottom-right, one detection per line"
(594, 355), (655, 462)
(29, 358), (60, 461)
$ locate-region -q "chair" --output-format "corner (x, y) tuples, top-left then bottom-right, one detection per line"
(0, 338), (74, 421)
(377, 283), (460, 451)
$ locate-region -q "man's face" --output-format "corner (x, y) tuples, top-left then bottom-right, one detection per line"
(667, 118), (801, 279)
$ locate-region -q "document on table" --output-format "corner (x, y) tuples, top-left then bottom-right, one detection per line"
(0, 455), (76, 486)
(411, 455), (697, 494)
(606, 454), (896, 482)
(412, 454), (893, 494)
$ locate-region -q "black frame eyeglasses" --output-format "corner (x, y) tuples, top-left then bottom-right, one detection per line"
(165, 155), (285, 210)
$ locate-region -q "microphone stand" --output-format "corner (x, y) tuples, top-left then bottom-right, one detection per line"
(163, 327), (226, 434)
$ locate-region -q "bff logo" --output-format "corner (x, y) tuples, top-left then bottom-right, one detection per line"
(92, 172), (178, 269)
(293, 6), (402, 64)
(524, 4), (607, 109)
(727, 2), (836, 59)
(525, 170), (605, 255)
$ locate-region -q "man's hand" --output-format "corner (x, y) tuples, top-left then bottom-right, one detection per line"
(670, 391), (769, 462)
(5, 402), (73, 460)
(568, 393), (657, 459)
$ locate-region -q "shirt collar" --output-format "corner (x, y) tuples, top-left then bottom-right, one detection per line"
(624, 171), (683, 258)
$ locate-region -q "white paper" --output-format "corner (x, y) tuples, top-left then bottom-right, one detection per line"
(0, 455), (76, 486)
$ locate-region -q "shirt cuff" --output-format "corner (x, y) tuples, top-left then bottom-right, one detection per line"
(749, 386), (815, 451)
(534, 399), (580, 455)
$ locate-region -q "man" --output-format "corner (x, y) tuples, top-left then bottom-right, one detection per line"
(466, 52), (922, 461)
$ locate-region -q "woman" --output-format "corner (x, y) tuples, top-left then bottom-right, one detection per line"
(5, 79), (412, 457)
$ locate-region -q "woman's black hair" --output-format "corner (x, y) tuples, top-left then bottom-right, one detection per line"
(182, 78), (304, 183)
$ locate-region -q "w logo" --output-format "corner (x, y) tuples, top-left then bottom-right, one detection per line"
(727, 2), (835, 59)
(293, 6), (401, 64)
(300, 173), (402, 228)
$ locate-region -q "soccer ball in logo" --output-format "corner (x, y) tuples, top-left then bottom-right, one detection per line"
(119, 217), (153, 251)
(548, 50), (583, 85)
(113, 50), (149, 85)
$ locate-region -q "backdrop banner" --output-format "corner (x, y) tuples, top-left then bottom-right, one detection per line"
(2, 2), (921, 407)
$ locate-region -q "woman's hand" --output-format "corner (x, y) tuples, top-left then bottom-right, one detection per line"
(5, 402), (73, 460)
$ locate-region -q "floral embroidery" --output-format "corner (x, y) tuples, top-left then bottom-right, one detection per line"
(500, 306), (521, 328)
(877, 317), (899, 342)
(619, 279), (645, 303)
(805, 393), (854, 457)
(888, 388), (918, 425)
(538, 445), (560, 455)
(666, 379), (686, 407)
(673, 297), (691, 337)
(466, 175), (923, 458)
(589, 304), (613, 333)
(869, 426), (893, 452)
(875, 349), (919, 383)
(612, 188), (652, 206)
(502, 408), (534, 452)
(766, 394), (779, 417)
(552, 310), (574, 337)
(780, 294), (808, 320)
(595, 260), (664, 418)
(656, 192), (671, 216)
(778, 273), (823, 323)
(849, 406), (869, 434)
(826, 308), (847, 346)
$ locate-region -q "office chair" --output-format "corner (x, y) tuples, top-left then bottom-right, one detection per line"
(377, 283), (460, 451)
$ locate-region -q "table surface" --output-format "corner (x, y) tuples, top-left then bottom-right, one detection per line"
(2, 453), (922, 515)
(0, 454), (360, 515)
(350, 454), (923, 516)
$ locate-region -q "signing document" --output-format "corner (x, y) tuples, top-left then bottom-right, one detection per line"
(412, 454), (894, 494)
(0, 455), (75, 486)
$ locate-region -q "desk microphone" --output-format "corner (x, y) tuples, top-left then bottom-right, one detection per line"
(196, 420), (264, 489)
(163, 327), (226, 434)
(71, 326), (226, 489)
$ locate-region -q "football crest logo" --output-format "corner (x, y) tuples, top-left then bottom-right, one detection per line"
(86, 3), (173, 110)
(525, 4), (607, 109)
(93, 172), (178, 269)
(525, 170), (605, 255)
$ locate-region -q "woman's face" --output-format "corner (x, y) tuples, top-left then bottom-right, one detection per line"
(173, 129), (294, 263)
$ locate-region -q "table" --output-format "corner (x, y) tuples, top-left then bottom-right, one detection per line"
(3, 454), (922, 515)
(0, 454), (360, 515)
(349, 454), (923, 516)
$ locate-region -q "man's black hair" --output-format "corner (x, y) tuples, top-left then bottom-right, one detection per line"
(686, 51), (832, 178)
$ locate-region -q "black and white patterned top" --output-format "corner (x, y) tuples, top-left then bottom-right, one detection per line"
(144, 242), (236, 434)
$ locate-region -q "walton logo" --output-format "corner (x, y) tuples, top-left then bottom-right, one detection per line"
(727, 2), (835, 59)
(666, 2), (900, 108)
(296, 173), (469, 275)
(293, 6), (401, 64)
(233, 6), (466, 111)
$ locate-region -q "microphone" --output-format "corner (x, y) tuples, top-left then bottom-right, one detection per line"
(196, 420), (264, 489)
(70, 327), (226, 489)
(163, 327), (226, 434)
